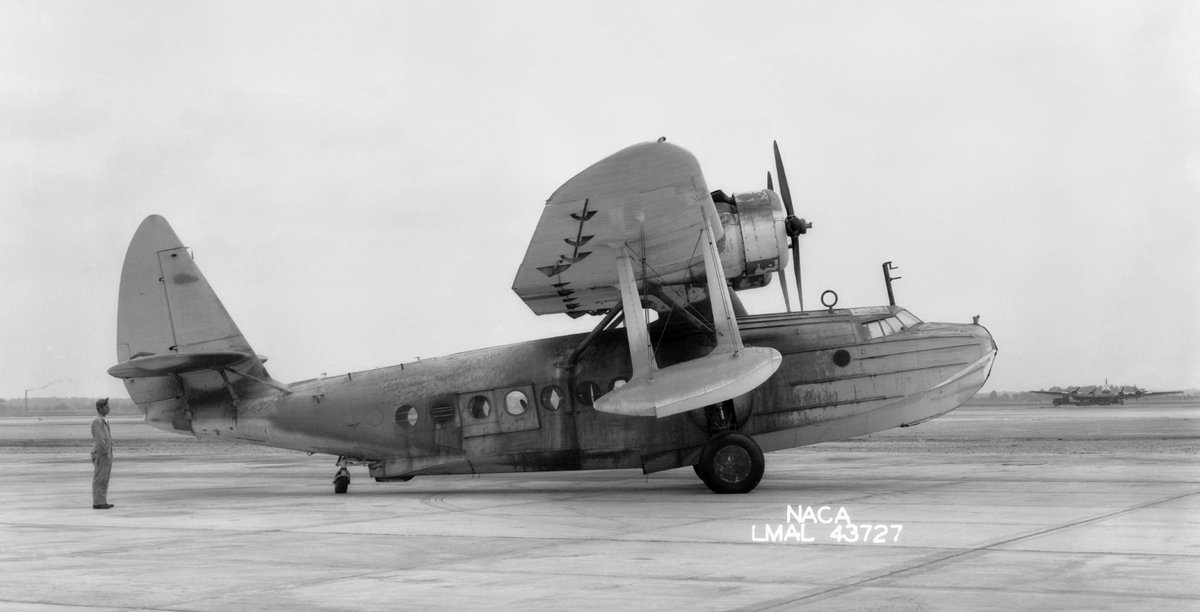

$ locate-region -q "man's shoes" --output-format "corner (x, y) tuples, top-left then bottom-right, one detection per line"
(92, 504), (114, 510)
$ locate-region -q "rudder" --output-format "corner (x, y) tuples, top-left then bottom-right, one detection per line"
(109, 215), (276, 432)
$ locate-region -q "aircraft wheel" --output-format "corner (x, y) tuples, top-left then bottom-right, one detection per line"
(333, 467), (351, 494)
(696, 431), (764, 494)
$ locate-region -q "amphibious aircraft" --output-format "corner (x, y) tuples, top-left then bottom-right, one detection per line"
(107, 140), (997, 494)
(1033, 383), (1181, 406)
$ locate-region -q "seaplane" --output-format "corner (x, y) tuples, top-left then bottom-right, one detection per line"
(107, 140), (997, 494)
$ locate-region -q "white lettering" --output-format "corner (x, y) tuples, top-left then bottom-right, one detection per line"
(835, 506), (851, 524)
(752, 522), (814, 543)
(786, 505), (802, 523)
(784, 505), (855, 526)
(817, 506), (831, 523)
(786, 523), (814, 542)
(751, 524), (766, 542)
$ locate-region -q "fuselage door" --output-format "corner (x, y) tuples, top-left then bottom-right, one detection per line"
(460, 385), (542, 438)
(498, 386), (540, 433)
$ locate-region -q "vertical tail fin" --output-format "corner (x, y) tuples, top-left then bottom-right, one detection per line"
(108, 215), (277, 430)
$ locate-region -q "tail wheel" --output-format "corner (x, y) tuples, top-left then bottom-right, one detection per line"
(695, 431), (765, 494)
(333, 467), (351, 494)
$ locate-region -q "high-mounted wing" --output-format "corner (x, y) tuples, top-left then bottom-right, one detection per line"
(512, 141), (781, 418)
(513, 141), (727, 316)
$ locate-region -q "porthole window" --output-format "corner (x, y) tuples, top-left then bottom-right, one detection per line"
(505, 390), (528, 415)
(395, 404), (418, 429)
(833, 349), (851, 368)
(541, 385), (565, 411)
(575, 381), (602, 406)
(467, 395), (491, 419)
(609, 377), (627, 391)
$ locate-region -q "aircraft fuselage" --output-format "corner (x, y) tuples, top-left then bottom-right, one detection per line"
(1052, 396), (1124, 406)
(133, 306), (996, 481)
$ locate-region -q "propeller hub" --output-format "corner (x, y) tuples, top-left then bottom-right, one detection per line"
(786, 216), (811, 236)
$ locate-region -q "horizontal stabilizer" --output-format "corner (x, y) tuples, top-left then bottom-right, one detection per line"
(593, 346), (781, 418)
(108, 350), (253, 378)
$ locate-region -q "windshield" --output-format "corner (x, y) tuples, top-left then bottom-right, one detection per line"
(862, 310), (922, 339)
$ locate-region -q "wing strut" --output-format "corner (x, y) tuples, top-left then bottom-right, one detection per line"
(615, 251), (658, 378)
(595, 207), (782, 418)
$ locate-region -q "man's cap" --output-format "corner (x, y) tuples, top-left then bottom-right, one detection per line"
(95, 398), (109, 408)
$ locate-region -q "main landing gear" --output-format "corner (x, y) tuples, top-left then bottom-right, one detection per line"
(693, 431), (765, 494)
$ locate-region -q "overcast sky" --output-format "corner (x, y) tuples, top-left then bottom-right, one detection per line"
(2, 0), (1197, 400)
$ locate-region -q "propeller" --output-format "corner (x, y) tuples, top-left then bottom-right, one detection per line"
(772, 141), (812, 310)
(766, 171), (792, 311)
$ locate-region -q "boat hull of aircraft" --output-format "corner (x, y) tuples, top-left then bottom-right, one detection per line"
(110, 140), (997, 494)
(119, 260), (996, 483)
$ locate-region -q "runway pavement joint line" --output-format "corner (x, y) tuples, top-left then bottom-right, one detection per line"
(753, 486), (1200, 609)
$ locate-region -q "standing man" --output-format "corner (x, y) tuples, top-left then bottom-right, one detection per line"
(91, 398), (114, 510)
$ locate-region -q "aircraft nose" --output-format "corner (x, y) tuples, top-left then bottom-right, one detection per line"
(971, 321), (997, 354)
(968, 321), (998, 383)
(915, 320), (996, 354)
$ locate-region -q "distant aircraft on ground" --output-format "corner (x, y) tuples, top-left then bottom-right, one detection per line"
(1033, 382), (1182, 406)
(107, 140), (996, 494)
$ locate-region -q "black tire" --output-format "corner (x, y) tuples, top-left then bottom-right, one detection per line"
(696, 431), (764, 494)
(333, 468), (350, 494)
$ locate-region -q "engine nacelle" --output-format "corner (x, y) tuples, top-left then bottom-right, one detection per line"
(715, 189), (790, 291)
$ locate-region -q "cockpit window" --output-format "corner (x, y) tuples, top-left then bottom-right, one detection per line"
(896, 310), (922, 328)
(863, 312), (919, 339)
(881, 317), (902, 334)
(865, 321), (885, 339)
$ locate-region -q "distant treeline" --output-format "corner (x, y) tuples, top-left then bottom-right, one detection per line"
(968, 389), (1199, 404)
(0, 397), (140, 417)
(4, 391), (1195, 416)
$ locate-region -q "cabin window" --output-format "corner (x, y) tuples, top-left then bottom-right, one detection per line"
(467, 395), (491, 419)
(505, 390), (529, 416)
(395, 404), (418, 429)
(540, 385), (565, 411)
(575, 381), (601, 406)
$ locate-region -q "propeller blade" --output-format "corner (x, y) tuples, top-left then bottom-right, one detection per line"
(772, 141), (810, 310)
(792, 239), (804, 311)
(767, 171), (774, 192)
(773, 140), (795, 217)
(777, 268), (792, 312)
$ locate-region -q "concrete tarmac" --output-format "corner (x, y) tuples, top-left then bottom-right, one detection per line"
(1, 402), (1197, 611)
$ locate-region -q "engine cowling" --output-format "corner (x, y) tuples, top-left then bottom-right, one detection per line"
(715, 189), (790, 291)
